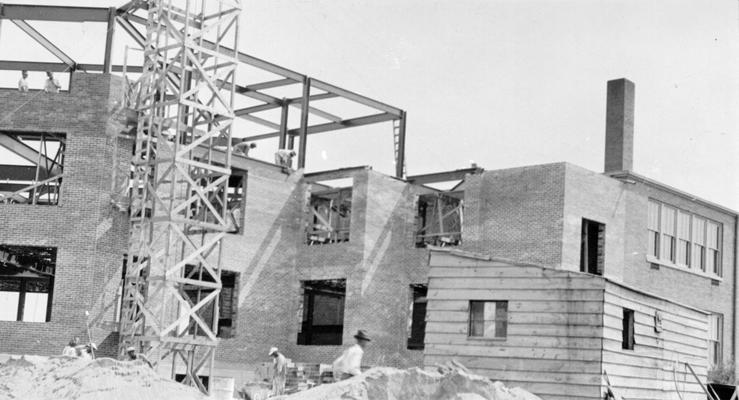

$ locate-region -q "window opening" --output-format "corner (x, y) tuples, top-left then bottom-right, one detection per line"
(0, 245), (56, 322)
(297, 279), (346, 345)
(622, 308), (635, 350)
(407, 284), (427, 350)
(580, 219), (605, 275)
(415, 191), (463, 248)
(468, 300), (507, 339)
(0, 131), (66, 205)
(708, 313), (723, 367)
(307, 179), (352, 245)
(182, 265), (238, 338)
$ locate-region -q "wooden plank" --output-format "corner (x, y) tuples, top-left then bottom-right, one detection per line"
(424, 343), (602, 361)
(604, 291), (708, 326)
(427, 309), (604, 325)
(429, 276), (604, 290)
(424, 354), (601, 374)
(428, 299), (603, 313)
(424, 332), (603, 349)
(425, 321), (604, 337)
(428, 288), (605, 302)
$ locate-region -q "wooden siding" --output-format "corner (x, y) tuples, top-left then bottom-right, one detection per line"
(602, 282), (709, 400)
(424, 252), (606, 400)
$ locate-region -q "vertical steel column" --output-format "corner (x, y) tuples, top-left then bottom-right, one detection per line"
(103, 7), (116, 73)
(395, 111), (407, 178)
(278, 99), (289, 149)
(297, 77), (311, 169)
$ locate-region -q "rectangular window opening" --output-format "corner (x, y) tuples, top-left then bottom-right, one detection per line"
(468, 300), (507, 339)
(407, 284), (428, 350)
(415, 192), (463, 248)
(0, 131), (66, 206)
(0, 245), (56, 322)
(297, 279), (346, 346)
(647, 200), (723, 277)
(580, 218), (605, 275)
(306, 178), (353, 245)
(708, 314), (723, 367)
(182, 265), (238, 338)
(622, 308), (635, 350)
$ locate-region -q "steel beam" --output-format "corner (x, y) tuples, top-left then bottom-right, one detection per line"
(395, 111), (406, 178)
(311, 79), (402, 117)
(11, 20), (76, 69)
(245, 78), (297, 91)
(298, 78), (310, 169)
(0, 134), (60, 175)
(278, 100), (289, 149)
(103, 7), (116, 73)
(0, 4), (110, 22)
(406, 167), (485, 185)
(244, 112), (396, 141)
(0, 60), (69, 72)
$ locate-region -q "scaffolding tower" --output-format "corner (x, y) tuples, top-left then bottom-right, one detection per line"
(119, 0), (242, 393)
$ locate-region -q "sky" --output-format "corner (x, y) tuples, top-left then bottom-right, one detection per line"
(0, 0), (737, 209)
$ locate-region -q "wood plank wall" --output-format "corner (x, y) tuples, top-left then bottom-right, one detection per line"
(425, 252), (712, 400)
(602, 282), (709, 400)
(425, 252), (606, 400)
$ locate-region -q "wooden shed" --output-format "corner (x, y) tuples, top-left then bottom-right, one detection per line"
(425, 249), (710, 400)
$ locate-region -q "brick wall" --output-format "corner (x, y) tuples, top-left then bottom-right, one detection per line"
(0, 73), (132, 358)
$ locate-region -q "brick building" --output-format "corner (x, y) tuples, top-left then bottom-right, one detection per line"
(0, 74), (735, 396)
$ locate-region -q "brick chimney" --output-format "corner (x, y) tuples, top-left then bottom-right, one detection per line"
(604, 78), (635, 173)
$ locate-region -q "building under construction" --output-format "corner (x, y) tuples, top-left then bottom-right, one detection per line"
(0, 2), (736, 400)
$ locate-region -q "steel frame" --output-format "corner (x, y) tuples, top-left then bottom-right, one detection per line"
(118, 0), (241, 394)
(0, 1), (408, 178)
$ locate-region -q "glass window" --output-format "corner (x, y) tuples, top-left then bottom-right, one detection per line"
(706, 222), (721, 276)
(469, 301), (507, 338)
(660, 206), (676, 262)
(647, 201), (660, 258)
(708, 314), (723, 367)
(692, 217), (706, 271)
(676, 211), (691, 267)
(0, 245), (56, 322)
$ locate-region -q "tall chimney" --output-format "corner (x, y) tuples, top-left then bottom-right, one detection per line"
(604, 78), (635, 173)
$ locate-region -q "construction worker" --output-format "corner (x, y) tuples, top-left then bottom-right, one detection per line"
(44, 71), (61, 93)
(268, 347), (287, 396)
(274, 149), (296, 171)
(62, 337), (80, 357)
(80, 343), (97, 360)
(125, 346), (154, 368)
(233, 140), (256, 157)
(331, 330), (370, 380)
(18, 70), (29, 92)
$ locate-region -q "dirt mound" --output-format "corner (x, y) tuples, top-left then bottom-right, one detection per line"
(279, 365), (541, 400)
(0, 355), (208, 400)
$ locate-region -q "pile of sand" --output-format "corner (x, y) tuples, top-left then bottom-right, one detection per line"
(0, 355), (207, 400)
(278, 364), (542, 400)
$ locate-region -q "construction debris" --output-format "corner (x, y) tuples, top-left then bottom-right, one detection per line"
(274, 364), (542, 400)
(0, 355), (207, 400)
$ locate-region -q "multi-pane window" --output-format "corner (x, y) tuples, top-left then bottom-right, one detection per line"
(676, 211), (691, 267)
(647, 200), (722, 276)
(707, 222), (721, 276)
(469, 301), (508, 338)
(692, 217), (706, 271)
(660, 206), (676, 262)
(647, 201), (660, 258)
(708, 314), (723, 367)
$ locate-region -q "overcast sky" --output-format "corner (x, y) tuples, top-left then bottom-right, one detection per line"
(1, 0), (737, 209)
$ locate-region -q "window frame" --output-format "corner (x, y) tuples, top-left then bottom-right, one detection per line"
(622, 308), (635, 350)
(468, 300), (508, 340)
(297, 279), (347, 346)
(0, 245), (56, 323)
(708, 313), (723, 367)
(646, 199), (723, 278)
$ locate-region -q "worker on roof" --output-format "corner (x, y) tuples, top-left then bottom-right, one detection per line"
(233, 140), (256, 157)
(268, 347), (287, 396)
(44, 71), (61, 93)
(274, 149), (296, 171)
(18, 70), (29, 92)
(124, 345), (153, 368)
(332, 330), (370, 380)
(62, 337), (80, 357)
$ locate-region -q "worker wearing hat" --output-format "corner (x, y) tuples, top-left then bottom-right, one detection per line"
(332, 330), (371, 381)
(124, 345), (153, 368)
(268, 347), (287, 396)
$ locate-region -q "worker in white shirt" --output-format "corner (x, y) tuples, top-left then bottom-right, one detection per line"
(268, 347), (287, 395)
(332, 330), (370, 380)
(274, 149), (296, 171)
(62, 337), (80, 357)
(44, 71), (61, 93)
(18, 70), (29, 92)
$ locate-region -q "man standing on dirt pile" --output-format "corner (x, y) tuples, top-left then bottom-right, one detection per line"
(125, 346), (154, 368)
(269, 347), (287, 396)
(332, 330), (370, 381)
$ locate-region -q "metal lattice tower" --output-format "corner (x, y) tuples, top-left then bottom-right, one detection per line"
(119, 0), (241, 393)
